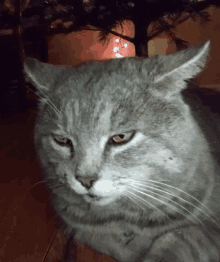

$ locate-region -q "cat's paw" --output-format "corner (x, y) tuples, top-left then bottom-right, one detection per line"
(143, 227), (220, 262)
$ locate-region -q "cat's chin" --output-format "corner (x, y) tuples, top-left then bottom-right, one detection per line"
(84, 194), (116, 206)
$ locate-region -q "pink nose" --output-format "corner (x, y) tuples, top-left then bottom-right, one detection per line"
(75, 176), (97, 189)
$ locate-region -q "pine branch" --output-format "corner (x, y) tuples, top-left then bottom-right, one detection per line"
(1, 0), (220, 57)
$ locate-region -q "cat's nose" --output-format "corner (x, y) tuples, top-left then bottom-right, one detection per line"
(75, 176), (97, 190)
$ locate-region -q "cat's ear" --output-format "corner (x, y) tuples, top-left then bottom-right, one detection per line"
(23, 57), (63, 91)
(153, 41), (210, 87)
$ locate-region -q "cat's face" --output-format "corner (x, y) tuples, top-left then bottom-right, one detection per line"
(25, 42), (210, 211)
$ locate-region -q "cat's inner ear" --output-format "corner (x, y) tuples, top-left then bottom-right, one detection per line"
(23, 57), (63, 91)
(154, 41), (210, 86)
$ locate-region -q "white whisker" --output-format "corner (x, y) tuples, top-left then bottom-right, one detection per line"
(124, 191), (145, 211)
(126, 187), (170, 220)
(131, 185), (204, 226)
(130, 185), (189, 219)
(48, 184), (65, 190)
(26, 180), (48, 191)
(44, 96), (63, 118)
(132, 181), (219, 227)
(133, 180), (215, 217)
(28, 87), (62, 118)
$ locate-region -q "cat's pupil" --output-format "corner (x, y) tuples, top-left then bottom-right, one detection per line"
(110, 132), (134, 145)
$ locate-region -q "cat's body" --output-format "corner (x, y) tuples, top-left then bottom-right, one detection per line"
(24, 41), (220, 262)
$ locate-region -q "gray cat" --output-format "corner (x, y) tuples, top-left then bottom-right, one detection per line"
(24, 41), (220, 262)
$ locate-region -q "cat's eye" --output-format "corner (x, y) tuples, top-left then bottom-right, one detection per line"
(110, 132), (134, 145)
(53, 135), (71, 146)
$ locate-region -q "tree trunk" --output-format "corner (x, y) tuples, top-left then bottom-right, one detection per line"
(133, 20), (150, 57)
(13, 0), (26, 112)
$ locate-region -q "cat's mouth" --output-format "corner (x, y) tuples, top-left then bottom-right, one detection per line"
(84, 193), (114, 206)
(87, 194), (102, 201)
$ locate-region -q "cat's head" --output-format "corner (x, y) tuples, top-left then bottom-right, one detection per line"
(24, 41), (210, 213)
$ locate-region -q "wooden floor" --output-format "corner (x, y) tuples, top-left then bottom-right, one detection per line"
(0, 107), (116, 262)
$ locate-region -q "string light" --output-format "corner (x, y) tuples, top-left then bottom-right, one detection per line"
(113, 38), (129, 58)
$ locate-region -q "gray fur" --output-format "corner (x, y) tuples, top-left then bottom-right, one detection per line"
(24, 41), (220, 262)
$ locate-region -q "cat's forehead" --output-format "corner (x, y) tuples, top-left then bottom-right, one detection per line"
(59, 58), (147, 99)
(64, 91), (129, 137)
(58, 62), (144, 129)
